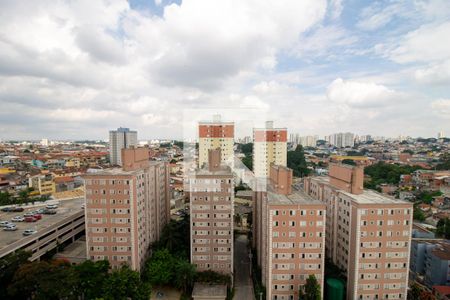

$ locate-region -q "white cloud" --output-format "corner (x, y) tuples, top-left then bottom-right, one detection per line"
(328, 0), (343, 20)
(295, 25), (357, 58)
(431, 99), (450, 118)
(388, 22), (450, 64)
(326, 78), (400, 108)
(415, 60), (450, 85)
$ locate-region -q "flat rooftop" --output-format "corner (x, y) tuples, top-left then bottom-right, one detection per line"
(310, 176), (410, 205)
(0, 197), (84, 250)
(267, 187), (322, 206)
(192, 283), (227, 298)
(193, 165), (233, 176)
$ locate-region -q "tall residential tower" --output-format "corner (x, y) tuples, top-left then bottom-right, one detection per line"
(189, 148), (234, 275)
(253, 121), (287, 178)
(198, 115), (234, 168)
(84, 147), (170, 271)
(109, 127), (138, 166)
(304, 164), (413, 300)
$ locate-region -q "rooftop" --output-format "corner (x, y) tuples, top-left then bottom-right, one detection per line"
(193, 164), (233, 176)
(310, 176), (410, 205)
(192, 283), (227, 298)
(432, 242), (450, 260)
(268, 186), (322, 206)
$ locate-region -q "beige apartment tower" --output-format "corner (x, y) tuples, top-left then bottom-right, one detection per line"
(253, 165), (326, 300)
(84, 147), (170, 271)
(253, 121), (287, 178)
(304, 164), (413, 300)
(198, 115), (234, 168)
(189, 148), (234, 275)
(109, 127), (138, 166)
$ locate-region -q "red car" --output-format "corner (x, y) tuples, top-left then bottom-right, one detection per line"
(25, 216), (37, 222)
(32, 214), (42, 220)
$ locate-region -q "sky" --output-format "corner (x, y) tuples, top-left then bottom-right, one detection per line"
(0, 0), (449, 141)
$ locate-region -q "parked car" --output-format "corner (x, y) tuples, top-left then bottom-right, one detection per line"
(0, 221), (12, 227)
(46, 204), (58, 209)
(3, 224), (17, 231)
(24, 212), (34, 217)
(25, 216), (37, 222)
(36, 208), (46, 214)
(42, 209), (57, 215)
(12, 207), (24, 212)
(23, 229), (37, 236)
(32, 214), (42, 220)
(1, 207), (13, 212)
(11, 216), (25, 222)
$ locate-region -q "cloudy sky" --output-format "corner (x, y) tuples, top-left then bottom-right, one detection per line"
(0, 0), (449, 141)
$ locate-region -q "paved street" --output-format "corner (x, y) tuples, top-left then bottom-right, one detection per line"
(234, 234), (254, 300)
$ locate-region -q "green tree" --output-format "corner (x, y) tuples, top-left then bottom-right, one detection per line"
(145, 249), (175, 286)
(301, 275), (320, 300)
(0, 250), (31, 299)
(173, 259), (196, 293)
(436, 218), (450, 239)
(238, 143), (253, 156)
(413, 207), (426, 222)
(342, 159), (356, 166)
(18, 188), (30, 204)
(103, 265), (151, 300)
(241, 155), (253, 170)
(287, 145), (310, 177)
(408, 283), (422, 300)
(8, 260), (76, 300)
(73, 260), (110, 299)
(0, 191), (12, 206)
(436, 152), (450, 170)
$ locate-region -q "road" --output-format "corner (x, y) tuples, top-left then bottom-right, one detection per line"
(234, 234), (254, 300)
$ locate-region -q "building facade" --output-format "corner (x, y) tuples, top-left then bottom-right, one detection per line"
(253, 121), (287, 178)
(109, 127), (138, 166)
(198, 115), (234, 168)
(28, 174), (56, 195)
(304, 164), (413, 300)
(253, 165), (325, 300)
(84, 147), (170, 271)
(189, 149), (234, 275)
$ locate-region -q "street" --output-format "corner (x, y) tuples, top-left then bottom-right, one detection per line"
(234, 234), (254, 300)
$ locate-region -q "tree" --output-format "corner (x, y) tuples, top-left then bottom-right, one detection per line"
(0, 191), (12, 206)
(17, 188), (31, 205)
(301, 275), (320, 300)
(73, 260), (110, 299)
(0, 250), (31, 299)
(241, 155), (253, 170)
(436, 218), (450, 239)
(238, 143), (253, 156)
(287, 145), (310, 177)
(103, 265), (151, 300)
(408, 283), (422, 300)
(173, 259), (196, 293)
(413, 207), (426, 222)
(145, 249), (175, 286)
(7, 260), (76, 300)
(342, 159), (356, 166)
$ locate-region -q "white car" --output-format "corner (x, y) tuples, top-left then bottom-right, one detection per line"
(0, 221), (12, 227)
(46, 204), (58, 209)
(11, 216), (25, 222)
(3, 224), (17, 231)
(23, 229), (37, 236)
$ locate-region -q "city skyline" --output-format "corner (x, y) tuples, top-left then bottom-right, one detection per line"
(1, 0), (449, 140)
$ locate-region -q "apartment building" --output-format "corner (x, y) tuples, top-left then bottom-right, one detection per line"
(198, 115), (234, 168)
(253, 121), (287, 178)
(28, 174), (56, 195)
(304, 164), (413, 300)
(189, 148), (234, 275)
(254, 165), (326, 300)
(109, 127), (138, 166)
(410, 239), (450, 287)
(84, 147), (170, 271)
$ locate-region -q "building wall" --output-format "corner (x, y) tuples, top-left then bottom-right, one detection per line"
(84, 161), (169, 271)
(263, 203), (326, 300)
(190, 174), (234, 275)
(198, 123), (234, 168)
(304, 176), (413, 300)
(253, 128), (287, 178)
